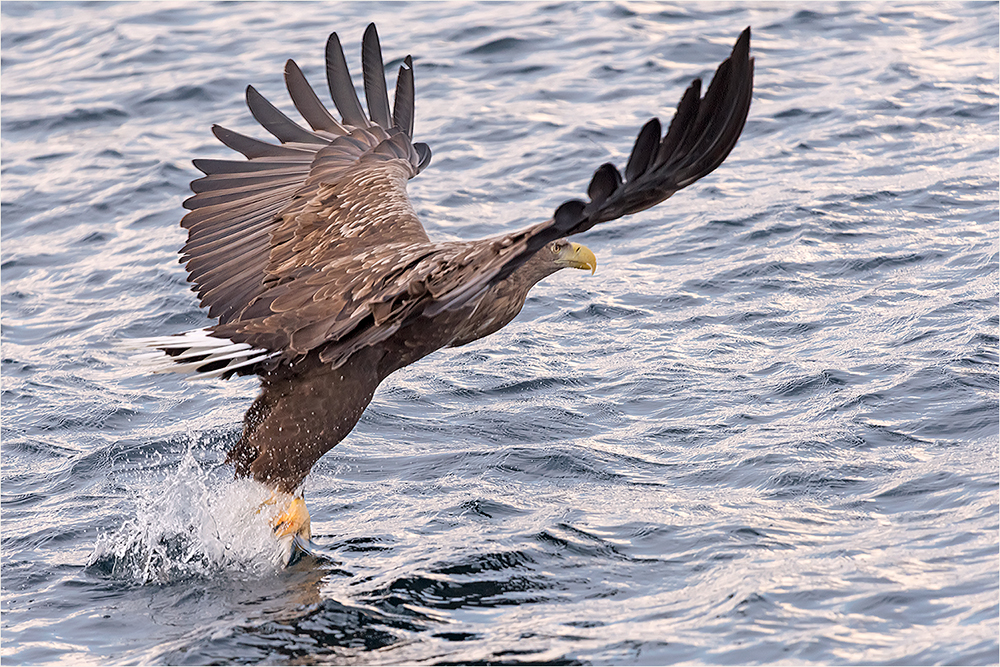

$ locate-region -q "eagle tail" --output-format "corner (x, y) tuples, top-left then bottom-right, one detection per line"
(123, 328), (278, 380)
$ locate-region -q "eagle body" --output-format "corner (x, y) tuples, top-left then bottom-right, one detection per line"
(134, 24), (753, 521)
(226, 245), (567, 492)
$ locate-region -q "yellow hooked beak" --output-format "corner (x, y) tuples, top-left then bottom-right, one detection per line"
(556, 242), (598, 275)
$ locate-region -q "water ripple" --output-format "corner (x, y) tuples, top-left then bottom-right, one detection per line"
(2, 1), (997, 665)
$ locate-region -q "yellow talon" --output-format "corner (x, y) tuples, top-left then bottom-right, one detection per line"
(259, 492), (312, 541)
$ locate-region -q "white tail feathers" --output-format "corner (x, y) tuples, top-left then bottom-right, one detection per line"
(122, 328), (278, 380)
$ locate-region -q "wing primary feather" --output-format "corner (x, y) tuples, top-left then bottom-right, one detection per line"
(654, 80), (701, 169)
(246, 86), (329, 145)
(587, 163), (622, 208)
(673, 60), (733, 165)
(362, 23), (393, 129)
(210, 125), (314, 160)
(624, 118), (661, 183)
(392, 56), (415, 137)
(283, 59), (348, 134)
(414, 141), (432, 171)
(677, 62), (752, 186)
(674, 31), (753, 184)
(326, 32), (370, 127)
(670, 28), (751, 175)
(192, 157), (308, 175)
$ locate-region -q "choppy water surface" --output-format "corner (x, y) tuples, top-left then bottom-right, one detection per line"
(2, 2), (998, 664)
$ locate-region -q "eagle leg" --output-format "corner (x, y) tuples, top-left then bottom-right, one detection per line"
(226, 389), (271, 478)
(228, 350), (383, 494)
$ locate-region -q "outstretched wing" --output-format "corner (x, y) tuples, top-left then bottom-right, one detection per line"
(209, 28), (753, 372)
(179, 23), (433, 326)
(416, 27), (755, 318)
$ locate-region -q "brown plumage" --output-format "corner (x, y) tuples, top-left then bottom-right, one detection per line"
(137, 24), (754, 497)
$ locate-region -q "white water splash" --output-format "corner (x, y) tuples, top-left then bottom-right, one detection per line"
(89, 444), (296, 583)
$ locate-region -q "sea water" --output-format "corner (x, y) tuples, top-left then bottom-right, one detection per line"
(2, 2), (997, 664)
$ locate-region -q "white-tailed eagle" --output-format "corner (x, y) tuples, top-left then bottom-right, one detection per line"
(133, 24), (753, 540)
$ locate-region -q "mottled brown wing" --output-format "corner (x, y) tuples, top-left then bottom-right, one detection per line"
(179, 24), (433, 325)
(212, 28), (753, 371)
(212, 225), (547, 368)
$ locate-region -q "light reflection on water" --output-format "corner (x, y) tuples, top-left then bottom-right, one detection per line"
(2, 1), (998, 665)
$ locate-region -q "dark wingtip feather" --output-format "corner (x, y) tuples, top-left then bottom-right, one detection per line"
(671, 28), (754, 185)
(734, 26), (751, 58)
(362, 23), (393, 129)
(587, 163), (622, 208)
(284, 59), (346, 134)
(654, 79), (700, 169)
(326, 32), (370, 127)
(554, 200), (587, 233)
(414, 141), (432, 171)
(245, 85), (328, 145)
(393, 55), (415, 137)
(624, 118), (661, 183)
